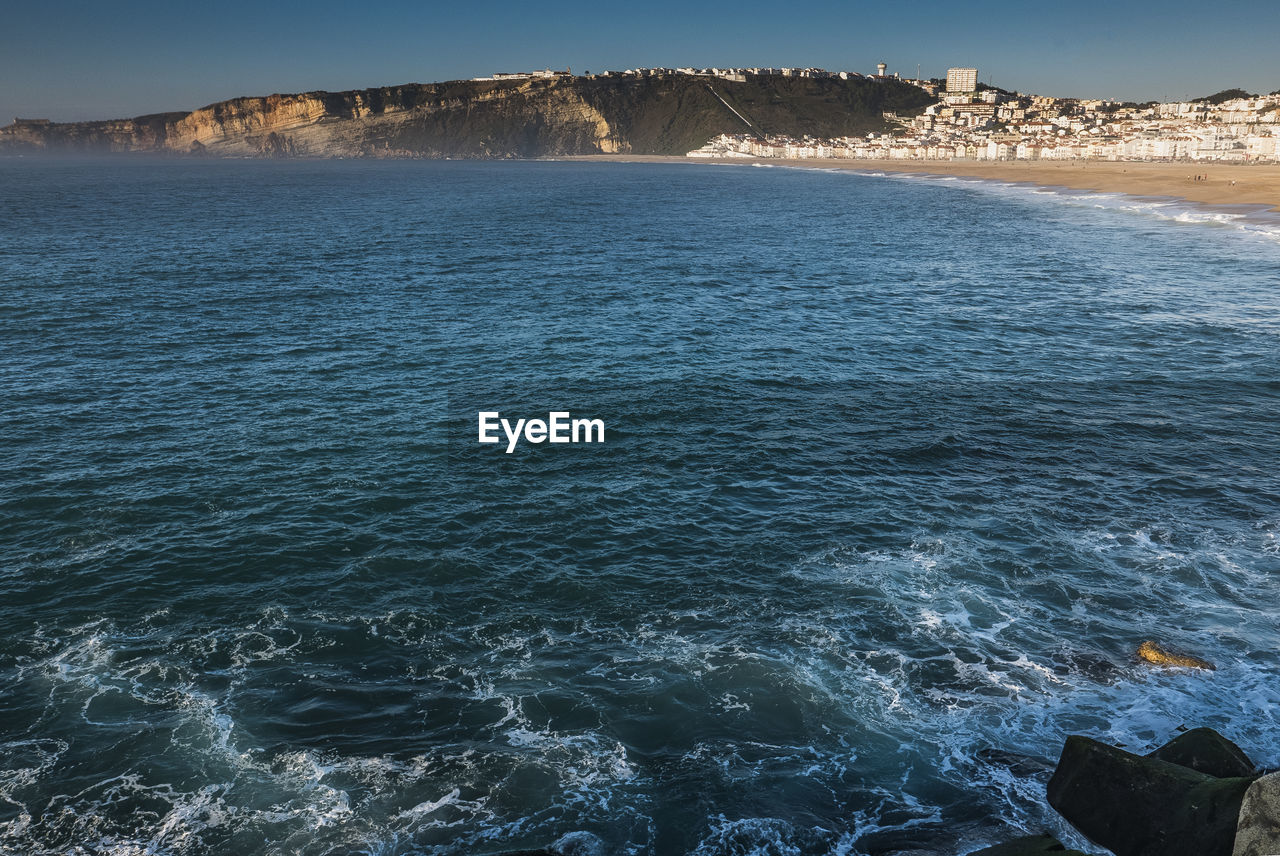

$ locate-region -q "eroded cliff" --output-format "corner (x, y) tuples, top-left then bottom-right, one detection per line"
(0, 75), (933, 158)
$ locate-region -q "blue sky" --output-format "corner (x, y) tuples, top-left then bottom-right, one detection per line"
(3, 0), (1278, 122)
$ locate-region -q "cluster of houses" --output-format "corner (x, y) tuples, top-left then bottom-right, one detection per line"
(475, 66), (882, 84)
(903, 88), (1280, 162)
(686, 68), (1280, 163)
(470, 63), (1280, 162)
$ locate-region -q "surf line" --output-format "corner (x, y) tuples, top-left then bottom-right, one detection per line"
(478, 411), (605, 453)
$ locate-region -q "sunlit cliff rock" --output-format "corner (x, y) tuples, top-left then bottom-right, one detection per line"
(0, 75), (933, 158)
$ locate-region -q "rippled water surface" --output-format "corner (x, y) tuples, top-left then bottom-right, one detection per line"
(1, 159), (1278, 855)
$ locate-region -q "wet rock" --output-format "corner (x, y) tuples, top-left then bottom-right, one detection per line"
(1047, 735), (1255, 856)
(1148, 727), (1256, 778)
(1234, 772), (1280, 856)
(1136, 640), (1215, 670)
(1050, 648), (1123, 683)
(964, 833), (1088, 854)
(977, 748), (1056, 777)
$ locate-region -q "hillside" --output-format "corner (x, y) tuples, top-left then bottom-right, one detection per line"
(0, 74), (933, 158)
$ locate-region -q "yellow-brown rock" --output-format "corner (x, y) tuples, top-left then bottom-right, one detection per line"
(1136, 640), (1215, 671)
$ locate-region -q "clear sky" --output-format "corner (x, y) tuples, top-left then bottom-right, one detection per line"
(3, 0), (1278, 122)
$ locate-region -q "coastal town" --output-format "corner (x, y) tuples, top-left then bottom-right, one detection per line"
(681, 64), (1280, 163)
(5, 62), (1277, 169)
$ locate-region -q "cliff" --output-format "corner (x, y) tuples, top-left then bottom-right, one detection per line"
(0, 75), (933, 158)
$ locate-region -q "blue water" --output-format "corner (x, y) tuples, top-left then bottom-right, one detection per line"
(1, 159), (1278, 856)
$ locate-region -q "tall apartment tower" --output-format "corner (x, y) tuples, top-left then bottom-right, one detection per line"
(947, 67), (978, 92)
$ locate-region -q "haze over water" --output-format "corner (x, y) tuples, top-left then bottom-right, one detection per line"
(1, 159), (1278, 855)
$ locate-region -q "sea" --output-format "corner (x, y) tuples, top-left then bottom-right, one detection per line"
(1, 158), (1278, 856)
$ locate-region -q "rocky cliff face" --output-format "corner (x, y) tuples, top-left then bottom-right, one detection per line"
(0, 75), (933, 158)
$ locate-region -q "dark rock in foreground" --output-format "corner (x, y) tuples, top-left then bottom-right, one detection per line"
(1234, 772), (1280, 856)
(1047, 735), (1256, 856)
(1147, 727), (1256, 778)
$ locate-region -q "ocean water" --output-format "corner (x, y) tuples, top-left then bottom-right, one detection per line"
(1, 158), (1278, 856)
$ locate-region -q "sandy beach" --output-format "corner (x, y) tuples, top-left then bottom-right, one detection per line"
(567, 155), (1280, 213)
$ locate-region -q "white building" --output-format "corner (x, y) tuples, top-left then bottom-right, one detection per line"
(947, 67), (978, 93)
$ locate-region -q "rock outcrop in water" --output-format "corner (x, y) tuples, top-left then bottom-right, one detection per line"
(1135, 640), (1215, 670)
(967, 727), (1270, 856)
(1046, 731), (1259, 856)
(1145, 727), (1256, 778)
(0, 74), (933, 158)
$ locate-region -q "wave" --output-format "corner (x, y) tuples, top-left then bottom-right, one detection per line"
(739, 160), (1280, 244)
(6, 512), (1279, 854)
(872, 170), (1280, 244)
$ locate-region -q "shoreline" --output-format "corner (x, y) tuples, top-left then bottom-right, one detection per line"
(563, 154), (1280, 214)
